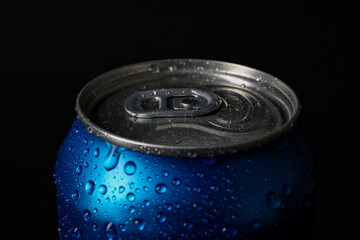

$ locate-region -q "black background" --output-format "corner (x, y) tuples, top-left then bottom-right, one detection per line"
(2, 1), (357, 239)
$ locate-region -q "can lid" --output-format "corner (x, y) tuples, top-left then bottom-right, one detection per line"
(76, 59), (300, 157)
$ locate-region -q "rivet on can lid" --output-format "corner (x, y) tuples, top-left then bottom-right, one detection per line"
(124, 88), (221, 118)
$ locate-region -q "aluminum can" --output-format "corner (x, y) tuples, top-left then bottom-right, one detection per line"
(55, 59), (317, 240)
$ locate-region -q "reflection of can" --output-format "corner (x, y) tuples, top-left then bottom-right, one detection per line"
(55, 59), (317, 239)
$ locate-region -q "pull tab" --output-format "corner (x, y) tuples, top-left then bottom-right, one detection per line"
(124, 88), (221, 118)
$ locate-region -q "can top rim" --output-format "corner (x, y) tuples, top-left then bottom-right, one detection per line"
(76, 59), (300, 157)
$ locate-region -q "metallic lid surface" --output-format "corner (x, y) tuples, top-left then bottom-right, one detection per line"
(76, 59), (300, 157)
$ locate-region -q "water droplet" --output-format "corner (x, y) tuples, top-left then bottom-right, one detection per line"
(193, 185), (202, 193)
(124, 161), (137, 175)
(143, 199), (150, 206)
(103, 145), (118, 171)
(155, 183), (168, 194)
(86, 126), (93, 133)
(172, 178), (181, 186)
(86, 180), (95, 195)
(83, 209), (92, 221)
(127, 193), (136, 202)
(265, 191), (281, 210)
(196, 172), (205, 178)
(282, 184), (291, 195)
(247, 158), (255, 164)
(156, 212), (167, 223)
(119, 186), (125, 193)
(251, 219), (261, 229)
(94, 148), (100, 158)
(226, 178), (234, 185)
(75, 166), (82, 175)
(148, 64), (160, 73)
(129, 206), (136, 213)
(99, 185), (107, 195)
(161, 170), (169, 177)
(264, 176), (271, 182)
(210, 184), (220, 192)
(168, 65), (177, 72)
(133, 218), (146, 230)
(70, 227), (80, 238)
(83, 148), (90, 157)
(92, 223), (99, 232)
(71, 190), (79, 200)
(119, 223), (127, 232)
(68, 145), (74, 152)
(221, 225), (238, 239)
(183, 222), (193, 230)
(164, 203), (172, 211)
(104, 222), (117, 239)
(147, 176), (152, 182)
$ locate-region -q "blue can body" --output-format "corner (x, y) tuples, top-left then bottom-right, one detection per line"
(55, 118), (317, 239)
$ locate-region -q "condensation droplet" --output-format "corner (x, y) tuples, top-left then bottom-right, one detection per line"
(119, 223), (127, 232)
(129, 206), (136, 213)
(104, 222), (117, 239)
(99, 185), (107, 195)
(70, 227), (80, 238)
(127, 193), (136, 202)
(155, 183), (167, 194)
(119, 186), (125, 193)
(283, 184), (292, 195)
(222, 225), (238, 238)
(172, 178), (181, 186)
(75, 166), (82, 175)
(251, 219), (261, 229)
(103, 145), (118, 171)
(94, 148), (100, 158)
(71, 190), (79, 200)
(86, 180), (95, 195)
(83, 209), (92, 221)
(124, 161), (137, 175)
(148, 64), (160, 73)
(92, 223), (99, 232)
(265, 191), (281, 210)
(133, 218), (146, 230)
(161, 170), (169, 177)
(210, 184), (220, 192)
(183, 222), (193, 230)
(156, 212), (167, 223)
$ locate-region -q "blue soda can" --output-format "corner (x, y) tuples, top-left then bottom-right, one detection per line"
(55, 59), (317, 239)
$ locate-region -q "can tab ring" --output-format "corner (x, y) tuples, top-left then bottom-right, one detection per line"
(124, 88), (221, 118)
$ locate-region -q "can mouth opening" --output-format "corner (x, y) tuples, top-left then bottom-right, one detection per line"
(76, 59), (300, 157)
